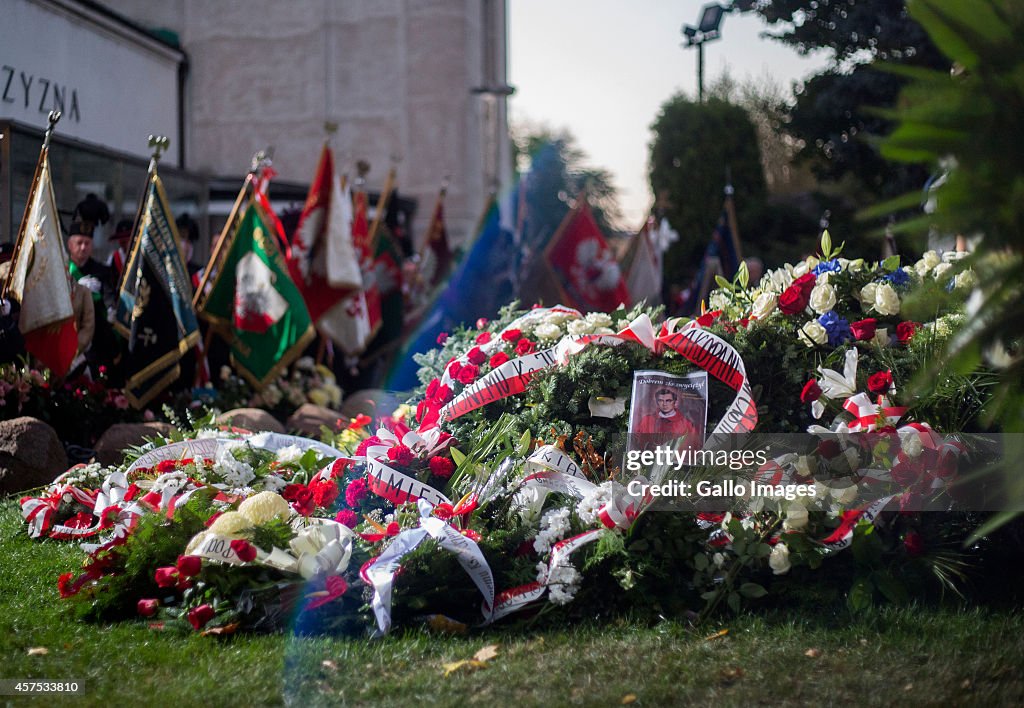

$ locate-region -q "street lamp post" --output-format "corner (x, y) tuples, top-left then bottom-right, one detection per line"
(681, 2), (730, 102)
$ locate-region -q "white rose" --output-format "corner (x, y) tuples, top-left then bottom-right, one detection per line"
(873, 283), (901, 316)
(768, 268), (793, 292)
(751, 293), (778, 320)
(535, 322), (562, 341)
(931, 262), (952, 281)
(799, 320), (828, 347)
(544, 310), (574, 325)
(831, 483), (859, 505)
(809, 282), (837, 314)
(784, 504), (809, 530)
(585, 312), (612, 329)
(954, 270), (976, 290)
(769, 543), (791, 575)
(567, 319), (592, 336)
(873, 327), (890, 347)
(859, 282), (877, 310)
(898, 428), (924, 459)
(793, 262), (809, 277)
(805, 256), (820, 271)
(922, 250), (941, 270)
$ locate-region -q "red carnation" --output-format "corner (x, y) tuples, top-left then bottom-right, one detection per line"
(345, 478), (369, 507)
(475, 331), (492, 344)
(335, 509), (359, 528)
(457, 364), (479, 385)
(156, 459), (178, 473)
(800, 380), (822, 403)
(515, 338), (536, 356)
(429, 456), (456, 479)
(176, 555), (202, 578)
(867, 370), (894, 395)
(489, 351), (510, 368)
(467, 346), (487, 365)
(501, 328), (522, 342)
(188, 603), (215, 631)
(850, 318), (877, 341)
(896, 321), (921, 344)
(230, 539), (258, 563)
(312, 479), (340, 508)
(387, 444), (415, 467)
(137, 599), (159, 617)
(355, 435), (381, 458)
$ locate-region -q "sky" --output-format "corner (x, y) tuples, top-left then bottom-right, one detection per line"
(508, 0), (832, 230)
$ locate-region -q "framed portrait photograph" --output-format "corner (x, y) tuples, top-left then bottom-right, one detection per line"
(627, 370), (708, 454)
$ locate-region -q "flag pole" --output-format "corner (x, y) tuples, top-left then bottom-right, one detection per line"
(416, 176), (449, 263)
(367, 165), (396, 253)
(2, 111), (60, 301)
(723, 182), (743, 263)
(115, 135), (168, 300)
(192, 151), (266, 309)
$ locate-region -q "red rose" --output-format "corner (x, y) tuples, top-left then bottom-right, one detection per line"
(896, 321), (921, 344)
(891, 457), (923, 487)
(817, 439), (841, 459)
(475, 331), (492, 344)
(501, 328), (522, 342)
(778, 283), (811, 315)
(188, 603), (215, 631)
(467, 346), (487, 365)
(157, 459), (178, 473)
(387, 444), (414, 467)
(867, 370), (893, 395)
(334, 509), (359, 528)
(433, 384), (452, 405)
(291, 488), (316, 516)
(230, 539), (257, 563)
(345, 478), (369, 507)
(903, 530), (925, 557)
(794, 272), (816, 292)
(429, 456), (456, 479)
(282, 483), (306, 502)
(154, 566), (179, 588)
(489, 351), (510, 368)
(515, 338), (535, 356)
(436, 332), (449, 345)
(850, 318), (877, 341)
(176, 555), (202, 578)
(426, 378), (440, 399)
(800, 379), (822, 403)
(137, 599), (159, 617)
(457, 364), (479, 385)
(448, 361), (463, 379)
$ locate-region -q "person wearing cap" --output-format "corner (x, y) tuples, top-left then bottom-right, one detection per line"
(66, 221), (119, 377)
(107, 219), (134, 281)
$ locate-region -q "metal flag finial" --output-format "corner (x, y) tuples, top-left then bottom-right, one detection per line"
(250, 146), (274, 174)
(147, 135), (170, 172)
(43, 111), (61, 150)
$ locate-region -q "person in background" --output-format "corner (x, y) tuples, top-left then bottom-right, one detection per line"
(66, 221), (119, 379)
(107, 219), (134, 283)
(0, 243), (25, 364)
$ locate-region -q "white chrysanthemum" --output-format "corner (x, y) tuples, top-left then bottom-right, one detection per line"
(954, 270), (976, 290)
(275, 445), (304, 464)
(215, 447), (255, 487)
(533, 507), (572, 554)
(576, 483), (613, 526)
(261, 474), (288, 493)
(238, 491), (291, 525)
(534, 322), (562, 341)
(566, 319), (592, 336)
(196, 428), (221, 440)
(709, 290), (730, 312)
(931, 262), (953, 281)
(545, 561), (581, 605)
(208, 510), (253, 537)
(585, 312), (612, 329)
(593, 327), (615, 335)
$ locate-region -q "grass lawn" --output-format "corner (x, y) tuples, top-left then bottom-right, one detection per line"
(2, 497), (1023, 707)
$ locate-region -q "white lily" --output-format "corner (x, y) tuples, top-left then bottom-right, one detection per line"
(817, 348), (859, 400)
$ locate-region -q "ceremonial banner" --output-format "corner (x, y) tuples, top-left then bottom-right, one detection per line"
(544, 200), (630, 313)
(623, 218), (663, 307)
(114, 172), (200, 407)
(289, 145), (362, 339)
(3, 148), (77, 376)
(200, 198), (316, 388)
(423, 186), (452, 286)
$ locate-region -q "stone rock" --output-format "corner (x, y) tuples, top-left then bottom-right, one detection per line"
(286, 403), (345, 437)
(0, 417), (68, 494)
(217, 408), (286, 434)
(93, 422), (176, 467)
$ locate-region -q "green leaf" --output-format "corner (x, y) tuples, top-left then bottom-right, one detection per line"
(820, 229), (832, 259)
(693, 553), (709, 572)
(449, 447), (467, 467)
(737, 260), (749, 289)
(516, 430), (532, 457)
(848, 577), (874, 613)
(739, 582), (768, 599)
(714, 275), (731, 291)
(881, 255), (901, 272)
(727, 591), (741, 614)
(871, 572), (909, 604)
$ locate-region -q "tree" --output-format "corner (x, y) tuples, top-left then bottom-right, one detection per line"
(648, 95), (766, 283)
(753, 0), (947, 200)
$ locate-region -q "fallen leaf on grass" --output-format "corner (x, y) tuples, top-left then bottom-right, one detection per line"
(27, 647), (48, 656)
(425, 614), (468, 635)
(804, 648), (822, 658)
(705, 629), (729, 641)
(621, 694), (637, 704)
(473, 644), (500, 662)
(201, 622), (240, 637)
(442, 659), (489, 677)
